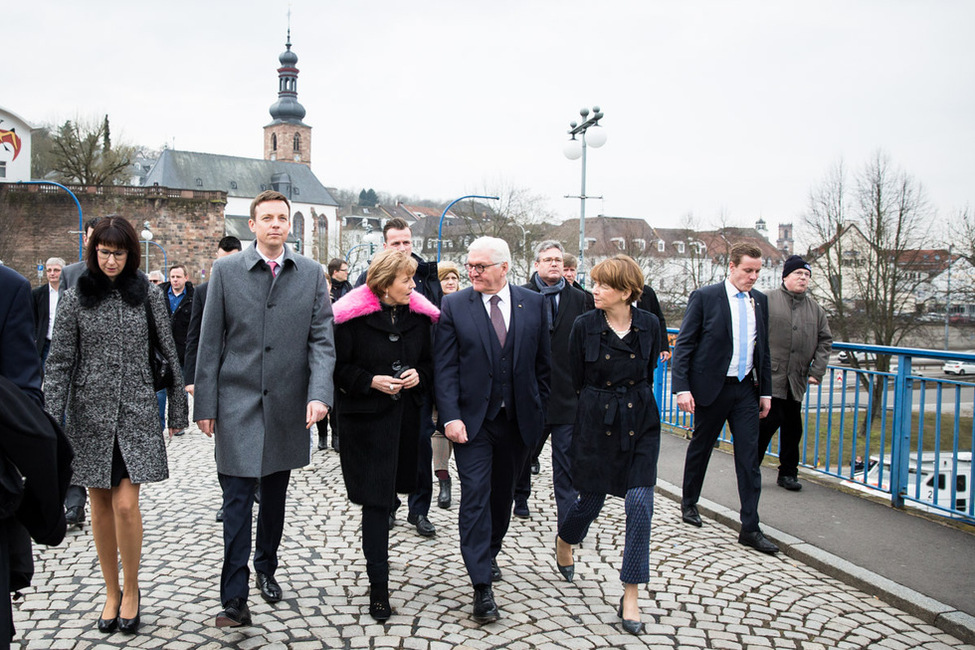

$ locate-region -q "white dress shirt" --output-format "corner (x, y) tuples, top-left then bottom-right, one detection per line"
(725, 279), (756, 379)
(47, 284), (60, 341)
(480, 282), (511, 331)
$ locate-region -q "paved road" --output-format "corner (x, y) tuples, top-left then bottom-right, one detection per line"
(13, 425), (975, 649)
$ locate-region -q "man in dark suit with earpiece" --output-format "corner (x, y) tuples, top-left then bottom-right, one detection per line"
(671, 241), (778, 554)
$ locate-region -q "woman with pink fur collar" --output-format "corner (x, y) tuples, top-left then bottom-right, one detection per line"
(331, 250), (439, 622)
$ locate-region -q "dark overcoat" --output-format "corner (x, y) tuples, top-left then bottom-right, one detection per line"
(332, 285), (438, 507)
(522, 274), (590, 425)
(193, 243), (335, 478)
(569, 308), (661, 498)
(43, 270), (187, 488)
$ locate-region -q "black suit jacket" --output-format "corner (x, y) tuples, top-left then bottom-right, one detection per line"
(434, 284), (551, 447)
(30, 283), (62, 355)
(671, 281), (771, 407)
(182, 281), (208, 385)
(160, 281), (194, 365)
(522, 275), (590, 425)
(0, 267), (43, 406)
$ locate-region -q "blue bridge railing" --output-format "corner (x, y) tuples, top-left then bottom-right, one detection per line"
(655, 333), (975, 524)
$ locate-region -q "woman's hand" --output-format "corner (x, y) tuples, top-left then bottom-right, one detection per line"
(168, 427), (181, 440)
(371, 375), (405, 396)
(397, 368), (420, 390)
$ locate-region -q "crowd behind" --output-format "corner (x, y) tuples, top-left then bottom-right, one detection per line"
(0, 189), (830, 645)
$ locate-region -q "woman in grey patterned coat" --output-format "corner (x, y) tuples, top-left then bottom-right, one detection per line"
(45, 217), (187, 635)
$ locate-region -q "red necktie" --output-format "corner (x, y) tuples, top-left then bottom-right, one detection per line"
(268, 261), (279, 278)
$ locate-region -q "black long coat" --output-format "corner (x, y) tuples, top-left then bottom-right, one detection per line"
(568, 308), (661, 498)
(333, 287), (437, 507)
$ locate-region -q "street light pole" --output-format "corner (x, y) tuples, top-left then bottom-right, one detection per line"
(563, 106), (606, 284)
(140, 222), (153, 273)
(437, 195), (499, 262)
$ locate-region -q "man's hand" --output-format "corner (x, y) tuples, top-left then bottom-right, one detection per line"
(759, 397), (771, 419)
(306, 401), (329, 429)
(197, 419), (215, 437)
(808, 377), (820, 385)
(659, 350), (672, 362)
(185, 384), (194, 396)
(445, 420), (468, 444)
(676, 392), (695, 414)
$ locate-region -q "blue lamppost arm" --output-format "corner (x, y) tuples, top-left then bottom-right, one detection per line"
(345, 242), (374, 263)
(17, 181), (84, 261)
(141, 241), (168, 272)
(437, 195), (499, 262)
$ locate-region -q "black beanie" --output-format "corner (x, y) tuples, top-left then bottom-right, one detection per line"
(782, 255), (811, 279)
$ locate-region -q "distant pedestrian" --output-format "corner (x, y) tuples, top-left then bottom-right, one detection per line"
(757, 255), (832, 491)
(30, 256), (65, 367)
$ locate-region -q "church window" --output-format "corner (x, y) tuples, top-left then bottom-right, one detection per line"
(271, 133), (277, 151)
(293, 133), (301, 153)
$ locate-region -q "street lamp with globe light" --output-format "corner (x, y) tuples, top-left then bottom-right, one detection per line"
(563, 106), (606, 284)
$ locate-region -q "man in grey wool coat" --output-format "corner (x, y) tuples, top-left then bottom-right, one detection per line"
(194, 190), (335, 628)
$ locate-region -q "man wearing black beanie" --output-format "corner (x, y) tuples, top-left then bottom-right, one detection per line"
(756, 255), (832, 491)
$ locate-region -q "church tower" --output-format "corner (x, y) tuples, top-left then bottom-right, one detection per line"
(263, 29), (311, 166)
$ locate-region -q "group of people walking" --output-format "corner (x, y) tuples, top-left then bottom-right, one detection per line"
(12, 189), (831, 642)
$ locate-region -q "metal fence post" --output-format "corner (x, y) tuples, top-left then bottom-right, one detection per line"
(890, 355), (913, 508)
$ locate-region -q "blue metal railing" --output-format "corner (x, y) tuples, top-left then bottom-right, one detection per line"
(655, 334), (975, 524)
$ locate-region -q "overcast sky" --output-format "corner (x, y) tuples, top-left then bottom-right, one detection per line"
(7, 1), (974, 247)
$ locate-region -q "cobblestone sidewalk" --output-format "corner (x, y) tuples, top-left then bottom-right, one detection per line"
(14, 427), (975, 649)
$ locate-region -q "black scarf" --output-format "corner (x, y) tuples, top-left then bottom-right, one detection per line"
(533, 273), (565, 331)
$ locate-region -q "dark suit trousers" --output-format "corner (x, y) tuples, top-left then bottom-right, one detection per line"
(757, 395), (803, 478)
(407, 395), (436, 517)
(682, 380), (763, 531)
(453, 410), (530, 587)
(218, 470), (290, 605)
(514, 424), (576, 527)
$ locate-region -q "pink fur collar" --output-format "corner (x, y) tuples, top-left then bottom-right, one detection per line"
(332, 284), (440, 325)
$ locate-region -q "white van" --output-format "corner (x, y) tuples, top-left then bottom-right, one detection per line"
(843, 451), (972, 516)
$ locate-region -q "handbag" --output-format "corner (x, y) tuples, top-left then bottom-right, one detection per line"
(145, 298), (175, 392)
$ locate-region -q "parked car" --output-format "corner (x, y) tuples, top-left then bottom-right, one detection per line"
(943, 360), (975, 375)
(838, 350), (877, 365)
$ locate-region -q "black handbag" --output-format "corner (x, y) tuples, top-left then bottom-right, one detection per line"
(145, 298), (175, 392)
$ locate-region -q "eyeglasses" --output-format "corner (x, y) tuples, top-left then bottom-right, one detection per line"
(464, 262), (501, 274)
(538, 257), (563, 265)
(96, 249), (128, 260)
(150, 279), (162, 284)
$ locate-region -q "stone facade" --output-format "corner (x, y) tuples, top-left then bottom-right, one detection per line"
(263, 123), (312, 166)
(0, 183), (226, 287)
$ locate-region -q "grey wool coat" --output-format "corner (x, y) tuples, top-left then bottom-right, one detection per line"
(193, 243), (335, 478)
(44, 270), (188, 489)
(766, 285), (833, 402)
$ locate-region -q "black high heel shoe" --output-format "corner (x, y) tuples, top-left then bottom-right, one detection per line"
(118, 589), (141, 634)
(555, 536), (574, 582)
(617, 595), (644, 636)
(97, 592), (121, 634)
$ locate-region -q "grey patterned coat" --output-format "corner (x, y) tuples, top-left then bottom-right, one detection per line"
(193, 243), (335, 478)
(44, 270), (188, 489)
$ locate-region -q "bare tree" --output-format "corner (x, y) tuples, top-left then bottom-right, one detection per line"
(50, 115), (134, 185)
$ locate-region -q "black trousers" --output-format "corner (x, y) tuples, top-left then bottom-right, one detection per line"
(453, 410), (530, 587)
(218, 470), (290, 606)
(681, 379), (763, 531)
(757, 394), (803, 478)
(407, 395), (435, 517)
(361, 505), (390, 585)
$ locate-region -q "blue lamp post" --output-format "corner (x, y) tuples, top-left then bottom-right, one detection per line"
(437, 195), (499, 262)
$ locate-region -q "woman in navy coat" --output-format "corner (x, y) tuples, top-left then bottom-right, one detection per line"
(331, 249), (439, 622)
(555, 255), (661, 636)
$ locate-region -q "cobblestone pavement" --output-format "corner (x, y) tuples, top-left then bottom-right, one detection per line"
(14, 426), (975, 650)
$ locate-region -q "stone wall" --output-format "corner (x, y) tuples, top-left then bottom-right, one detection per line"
(0, 183), (226, 287)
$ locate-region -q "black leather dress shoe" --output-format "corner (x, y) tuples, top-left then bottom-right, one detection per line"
(437, 478), (451, 509)
(216, 597), (252, 627)
(513, 500), (530, 518)
(117, 590), (140, 635)
(407, 513), (436, 537)
(472, 585), (499, 623)
(681, 504), (702, 527)
(388, 513), (395, 530)
(738, 529), (779, 554)
(490, 558), (503, 582)
(530, 460), (540, 475)
(65, 506), (85, 528)
(256, 571), (282, 603)
(777, 475), (802, 491)
(215, 508), (224, 522)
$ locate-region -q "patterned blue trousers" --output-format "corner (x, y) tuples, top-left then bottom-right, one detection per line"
(558, 486), (654, 584)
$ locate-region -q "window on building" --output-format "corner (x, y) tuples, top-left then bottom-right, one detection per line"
(657, 240), (666, 253)
(271, 133), (277, 151)
(230, 181), (237, 190)
(195, 178), (203, 187)
(676, 241), (685, 254)
(632, 238), (646, 251)
(293, 133), (301, 153)
(585, 237), (597, 250)
(0, 161), (6, 178)
(611, 237), (625, 250)
(293, 187), (300, 195)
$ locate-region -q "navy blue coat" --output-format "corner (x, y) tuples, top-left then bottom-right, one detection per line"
(671, 282), (772, 407)
(434, 284), (551, 447)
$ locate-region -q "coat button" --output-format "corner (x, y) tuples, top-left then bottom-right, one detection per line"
(389, 333), (400, 342)
(606, 431), (612, 436)
(606, 381), (612, 386)
(263, 389), (269, 396)
(630, 354), (636, 359)
(605, 354), (611, 360)
(628, 402), (633, 408)
(629, 380), (635, 385)
(265, 346), (271, 351)
(629, 430), (635, 436)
